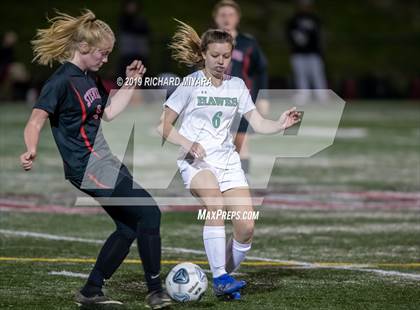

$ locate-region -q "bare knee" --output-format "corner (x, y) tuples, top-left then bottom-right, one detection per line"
(235, 220), (254, 244)
(190, 170), (223, 211)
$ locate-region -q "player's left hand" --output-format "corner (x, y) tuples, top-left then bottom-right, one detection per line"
(278, 107), (302, 130)
(125, 60), (147, 79)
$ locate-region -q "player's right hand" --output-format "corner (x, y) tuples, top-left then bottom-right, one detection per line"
(188, 142), (206, 160)
(126, 60), (147, 80)
(20, 150), (36, 171)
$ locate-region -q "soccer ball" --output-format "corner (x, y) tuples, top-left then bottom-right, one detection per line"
(165, 262), (208, 302)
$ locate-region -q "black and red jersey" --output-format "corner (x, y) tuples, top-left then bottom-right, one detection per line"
(226, 33), (268, 102)
(34, 62), (115, 182)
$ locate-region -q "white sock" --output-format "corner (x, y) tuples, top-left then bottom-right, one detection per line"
(203, 226), (226, 278)
(228, 239), (251, 273)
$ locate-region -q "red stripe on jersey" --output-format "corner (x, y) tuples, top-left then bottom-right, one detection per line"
(87, 173), (111, 189)
(70, 83), (100, 159)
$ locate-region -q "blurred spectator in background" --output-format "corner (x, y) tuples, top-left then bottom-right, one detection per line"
(0, 31), (31, 102)
(286, 0), (327, 101)
(213, 0), (268, 175)
(0, 31), (17, 81)
(118, 0), (151, 78)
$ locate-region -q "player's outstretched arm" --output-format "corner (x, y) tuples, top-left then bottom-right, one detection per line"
(245, 107), (301, 135)
(157, 107), (206, 159)
(103, 60), (146, 121)
(20, 108), (49, 171)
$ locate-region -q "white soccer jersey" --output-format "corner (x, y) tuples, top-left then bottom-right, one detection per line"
(164, 70), (256, 169)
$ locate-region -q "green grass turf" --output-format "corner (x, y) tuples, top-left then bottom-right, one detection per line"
(1, 101), (419, 201)
(1, 101), (419, 308)
(1, 209), (420, 309)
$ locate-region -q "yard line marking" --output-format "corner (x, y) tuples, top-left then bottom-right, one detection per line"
(2, 229), (419, 267)
(0, 229), (103, 244)
(162, 246), (205, 255)
(357, 269), (420, 280)
(0, 256), (293, 266)
(2, 257), (420, 269)
(0, 229), (320, 264)
(326, 266), (420, 281)
(1, 229), (420, 280)
(48, 271), (88, 278)
(0, 229), (205, 254)
(47, 267), (244, 277)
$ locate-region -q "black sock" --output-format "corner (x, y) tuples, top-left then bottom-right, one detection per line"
(137, 227), (162, 292)
(81, 277), (103, 297)
(241, 158), (250, 174)
(82, 230), (134, 296)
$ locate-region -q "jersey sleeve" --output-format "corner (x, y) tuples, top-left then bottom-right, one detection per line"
(163, 82), (191, 115)
(238, 80), (256, 115)
(33, 77), (67, 115)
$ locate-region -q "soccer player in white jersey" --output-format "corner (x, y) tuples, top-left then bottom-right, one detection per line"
(157, 20), (301, 300)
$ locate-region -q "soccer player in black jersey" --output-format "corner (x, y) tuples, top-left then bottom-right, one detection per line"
(286, 0), (327, 99)
(19, 10), (171, 309)
(213, 0), (268, 175)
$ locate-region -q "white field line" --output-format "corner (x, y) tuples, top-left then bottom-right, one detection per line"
(1, 229), (419, 281)
(46, 268), (245, 278)
(328, 266), (420, 281)
(48, 271), (88, 278)
(163, 246), (204, 255)
(200, 268), (245, 276)
(0, 229), (300, 263)
(255, 223), (420, 235)
(0, 229), (103, 244)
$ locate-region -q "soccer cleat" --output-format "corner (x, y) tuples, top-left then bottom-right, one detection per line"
(145, 289), (172, 309)
(213, 274), (246, 297)
(229, 291), (242, 300)
(74, 291), (123, 306)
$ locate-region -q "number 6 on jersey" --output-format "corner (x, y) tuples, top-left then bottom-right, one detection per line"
(212, 111), (223, 128)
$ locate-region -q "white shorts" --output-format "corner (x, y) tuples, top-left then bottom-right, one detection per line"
(177, 159), (248, 192)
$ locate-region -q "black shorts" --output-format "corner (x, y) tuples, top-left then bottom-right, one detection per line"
(69, 164), (160, 233)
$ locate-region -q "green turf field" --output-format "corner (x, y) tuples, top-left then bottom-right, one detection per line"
(1, 101), (419, 309)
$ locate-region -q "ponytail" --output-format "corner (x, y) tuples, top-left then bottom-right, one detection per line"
(169, 19), (203, 68)
(32, 9), (114, 66)
(169, 19), (234, 68)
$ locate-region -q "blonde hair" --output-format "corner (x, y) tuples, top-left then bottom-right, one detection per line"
(169, 19), (234, 68)
(32, 9), (115, 66)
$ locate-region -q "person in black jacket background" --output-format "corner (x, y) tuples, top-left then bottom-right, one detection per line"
(286, 0), (327, 101)
(118, 0), (151, 78)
